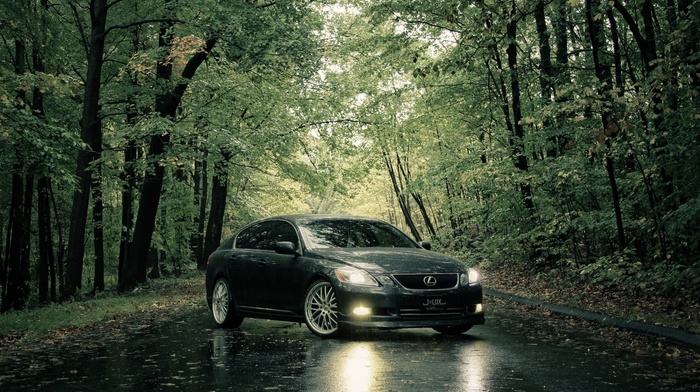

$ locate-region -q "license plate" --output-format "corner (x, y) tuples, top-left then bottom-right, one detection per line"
(421, 296), (447, 311)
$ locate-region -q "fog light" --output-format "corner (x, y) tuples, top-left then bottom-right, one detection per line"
(353, 306), (371, 316)
(475, 304), (483, 313)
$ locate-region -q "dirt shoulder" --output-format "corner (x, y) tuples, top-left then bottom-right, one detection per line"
(481, 265), (700, 384)
(480, 266), (699, 335)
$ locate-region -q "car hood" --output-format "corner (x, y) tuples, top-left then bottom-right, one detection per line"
(305, 247), (466, 274)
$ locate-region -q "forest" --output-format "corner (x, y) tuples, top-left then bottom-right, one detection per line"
(0, 0), (698, 312)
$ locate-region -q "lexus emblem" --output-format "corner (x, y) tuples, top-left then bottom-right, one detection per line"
(423, 276), (437, 286)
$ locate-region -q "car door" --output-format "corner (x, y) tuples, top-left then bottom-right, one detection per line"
(230, 221), (275, 308)
(264, 221), (308, 312)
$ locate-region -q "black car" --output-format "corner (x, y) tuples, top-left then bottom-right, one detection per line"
(205, 215), (484, 338)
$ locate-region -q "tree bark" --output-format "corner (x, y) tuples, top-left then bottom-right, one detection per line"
(383, 151), (421, 241)
(585, 0), (627, 250)
(64, 0), (108, 298)
(2, 35), (32, 311)
(203, 152), (231, 262)
(37, 178), (53, 304)
(395, 153), (436, 237)
(119, 140), (138, 286)
(120, 36), (218, 291)
(33, 6), (54, 304)
(193, 155), (209, 269)
(92, 146), (105, 293)
(506, 1), (534, 210)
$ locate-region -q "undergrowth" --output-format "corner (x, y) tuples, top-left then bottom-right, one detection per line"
(0, 273), (204, 345)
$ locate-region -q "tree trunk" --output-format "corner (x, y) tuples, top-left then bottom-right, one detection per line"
(2, 172), (28, 311)
(120, 36), (218, 291)
(33, 12), (53, 304)
(37, 177), (54, 304)
(119, 139), (138, 286)
(194, 156), (209, 269)
(64, 0), (108, 298)
(2, 36), (32, 311)
(203, 154), (230, 262)
(534, 0), (559, 158)
(49, 181), (64, 302)
(92, 151), (105, 293)
(394, 153), (436, 237)
(585, 0), (627, 250)
(534, 0), (554, 102)
(382, 151), (421, 241)
(506, 1), (534, 210)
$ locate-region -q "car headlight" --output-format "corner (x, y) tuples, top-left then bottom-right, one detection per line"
(335, 267), (379, 286)
(468, 268), (481, 284)
(461, 268), (481, 286)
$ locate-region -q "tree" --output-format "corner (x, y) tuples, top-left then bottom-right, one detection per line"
(64, 0), (109, 298)
(120, 32), (217, 290)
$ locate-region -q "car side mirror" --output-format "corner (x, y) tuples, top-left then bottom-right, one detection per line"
(419, 241), (431, 250)
(275, 241), (300, 256)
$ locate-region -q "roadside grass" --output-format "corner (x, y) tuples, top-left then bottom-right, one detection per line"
(0, 272), (205, 346)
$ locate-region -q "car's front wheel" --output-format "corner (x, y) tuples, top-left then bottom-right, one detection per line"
(211, 278), (244, 328)
(432, 324), (473, 335)
(303, 280), (343, 338)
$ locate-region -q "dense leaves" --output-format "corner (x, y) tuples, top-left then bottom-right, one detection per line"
(335, 0), (700, 299)
(0, 0), (698, 312)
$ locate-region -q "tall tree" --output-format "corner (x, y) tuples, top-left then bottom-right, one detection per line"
(64, 0), (108, 298)
(585, 0), (626, 250)
(2, 23), (32, 310)
(121, 29), (217, 290)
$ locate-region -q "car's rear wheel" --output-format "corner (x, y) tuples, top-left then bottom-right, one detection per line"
(304, 280), (342, 338)
(212, 278), (244, 328)
(433, 325), (473, 335)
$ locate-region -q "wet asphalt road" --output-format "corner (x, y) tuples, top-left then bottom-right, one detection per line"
(1, 299), (696, 392)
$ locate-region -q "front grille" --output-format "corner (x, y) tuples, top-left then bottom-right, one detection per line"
(392, 273), (458, 290)
(399, 308), (464, 317)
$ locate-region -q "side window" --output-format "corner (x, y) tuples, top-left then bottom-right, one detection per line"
(273, 221), (299, 248)
(235, 221), (275, 250)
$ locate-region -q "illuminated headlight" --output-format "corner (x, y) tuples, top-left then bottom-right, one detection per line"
(468, 268), (480, 284)
(335, 268), (379, 286)
(460, 268), (481, 286)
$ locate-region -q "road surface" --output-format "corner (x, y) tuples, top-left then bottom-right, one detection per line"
(0, 298), (696, 391)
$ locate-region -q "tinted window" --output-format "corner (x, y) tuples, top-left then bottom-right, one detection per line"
(235, 221), (275, 250)
(272, 221), (299, 248)
(300, 219), (417, 249)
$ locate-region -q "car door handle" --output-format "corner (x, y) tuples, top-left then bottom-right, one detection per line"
(257, 259), (267, 268)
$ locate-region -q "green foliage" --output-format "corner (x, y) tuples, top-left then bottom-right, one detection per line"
(0, 273), (202, 342)
(1, 0), (698, 310)
(342, 0), (700, 298)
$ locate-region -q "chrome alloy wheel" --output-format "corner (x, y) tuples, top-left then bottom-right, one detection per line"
(212, 279), (230, 325)
(304, 280), (340, 337)
(211, 278), (243, 328)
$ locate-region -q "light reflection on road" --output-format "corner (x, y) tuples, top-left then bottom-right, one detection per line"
(458, 339), (489, 391)
(301, 329), (485, 391)
(340, 343), (377, 392)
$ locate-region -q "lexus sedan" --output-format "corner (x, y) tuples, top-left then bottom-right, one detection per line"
(205, 215), (484, 338)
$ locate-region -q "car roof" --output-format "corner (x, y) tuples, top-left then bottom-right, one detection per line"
(260, 214), (380, 225)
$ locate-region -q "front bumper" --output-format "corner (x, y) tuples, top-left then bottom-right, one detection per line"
(335, 283), (485, 330)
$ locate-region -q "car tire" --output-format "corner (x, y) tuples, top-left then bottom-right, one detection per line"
(211, 278), (244, 328)
(303, 280), (343, 338)
(432, 325), (473, 335)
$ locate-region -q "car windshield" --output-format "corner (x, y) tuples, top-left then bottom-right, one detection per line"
(299, 219), (418, 249)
